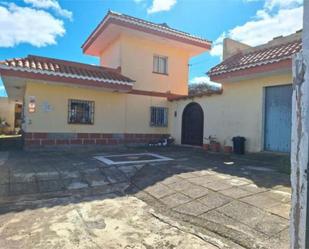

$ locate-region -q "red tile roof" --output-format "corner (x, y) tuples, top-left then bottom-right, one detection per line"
(82, 11), (211, 53)
(0, 55), (134, 90)
(208, 39), (301, 78)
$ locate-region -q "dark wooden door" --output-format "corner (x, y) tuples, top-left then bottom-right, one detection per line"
(181, 103), (204, 146)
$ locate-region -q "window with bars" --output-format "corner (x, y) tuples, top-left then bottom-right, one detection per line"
(153, 55), (168, 74)
(150, 107), (168, 127)
(68, 99), (94, 125)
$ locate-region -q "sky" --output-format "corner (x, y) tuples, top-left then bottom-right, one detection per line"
(0, 0), (304, 96)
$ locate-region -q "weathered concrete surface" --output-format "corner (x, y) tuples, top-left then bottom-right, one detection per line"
(290, 1), (309, 247)
(0, 147), (291, 248)
(0, 195), (218, 249)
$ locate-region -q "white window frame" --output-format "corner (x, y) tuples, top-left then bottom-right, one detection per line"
(153, 55), (168, 75)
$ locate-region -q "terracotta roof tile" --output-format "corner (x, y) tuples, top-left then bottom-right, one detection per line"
(208, 39), (301, 77)
(0, 55), (134, 86)
(82, 11), (211, 52)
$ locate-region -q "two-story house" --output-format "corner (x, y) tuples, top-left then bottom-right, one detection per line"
(0, 11), (211, 149)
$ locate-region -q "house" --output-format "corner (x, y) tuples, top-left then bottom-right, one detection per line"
(169, 31), (302, 153)
(0, 11), (211, 149)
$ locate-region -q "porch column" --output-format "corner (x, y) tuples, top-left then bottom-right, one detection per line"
(290, 1), (309, 248)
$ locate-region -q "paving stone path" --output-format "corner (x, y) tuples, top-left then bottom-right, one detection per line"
(0, 147), (291, 249)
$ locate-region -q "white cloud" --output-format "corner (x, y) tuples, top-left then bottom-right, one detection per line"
(23, 0), (72, 20)
(0, 3), (65, 47)
(147, 0), (177, 14)
(211, 0), (303, 59)
(190, 76), (222, 88)
(264, 0), (302, 10)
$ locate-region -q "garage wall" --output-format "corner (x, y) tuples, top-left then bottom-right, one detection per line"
(169, 73), (292, 152)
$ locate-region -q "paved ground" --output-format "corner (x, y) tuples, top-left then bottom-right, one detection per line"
(0, 147), (291, 249)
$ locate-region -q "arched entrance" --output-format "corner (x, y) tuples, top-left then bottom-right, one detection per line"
(181, 102), (204, 146)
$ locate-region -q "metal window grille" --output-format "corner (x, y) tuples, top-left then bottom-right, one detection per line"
(68, 99), (94, 125)
(153, 55), (168, 74)
(150, 107), (168, 127)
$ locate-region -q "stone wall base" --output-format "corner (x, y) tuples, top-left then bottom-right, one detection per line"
(24, 132), (169, 150)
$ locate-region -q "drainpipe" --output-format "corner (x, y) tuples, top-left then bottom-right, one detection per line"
(290, 1), (309, 248)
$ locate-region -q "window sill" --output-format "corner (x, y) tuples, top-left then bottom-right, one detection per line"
(68, 123), (94, 125)
(152, 71), (168, 76)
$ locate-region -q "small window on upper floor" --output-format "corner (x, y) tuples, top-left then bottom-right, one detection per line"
(153, 55), (168, 75)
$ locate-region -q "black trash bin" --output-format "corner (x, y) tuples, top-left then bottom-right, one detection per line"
(232, 136), (246, 154)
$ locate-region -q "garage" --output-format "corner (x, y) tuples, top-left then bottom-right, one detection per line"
(264, 84), (293, 153)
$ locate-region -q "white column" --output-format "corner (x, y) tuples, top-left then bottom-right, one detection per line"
(290, 1), (309, 248)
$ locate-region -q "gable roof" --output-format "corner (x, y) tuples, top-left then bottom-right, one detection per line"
(208, 39), (301, 81)
(82, 11), (211, 54)
(0, 55), (134, 91)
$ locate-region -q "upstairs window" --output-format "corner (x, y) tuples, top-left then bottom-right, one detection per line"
(153, 55), (168, 75)
(68, 99), (94, 125)
(150, 107), (168, 127)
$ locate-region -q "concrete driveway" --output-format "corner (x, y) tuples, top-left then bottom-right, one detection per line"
(0, 147), (290, 249)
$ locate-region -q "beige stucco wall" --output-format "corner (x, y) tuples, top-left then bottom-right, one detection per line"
(100, 34), (189, 95)
(23, 82), (169, 134)
(100, 38), (121, 68)
(169, 73), (293, 152)
(0, 97), (15, 131)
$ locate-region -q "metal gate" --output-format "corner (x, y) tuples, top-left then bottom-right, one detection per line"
(181, 102), (204, 146)
(264, 85), (293, 153)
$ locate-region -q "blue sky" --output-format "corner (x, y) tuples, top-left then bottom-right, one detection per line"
(0, 0), (303, 96)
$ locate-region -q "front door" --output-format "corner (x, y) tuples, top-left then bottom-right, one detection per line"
(181, 102), (204, 146)
(264, 85), (293, 153)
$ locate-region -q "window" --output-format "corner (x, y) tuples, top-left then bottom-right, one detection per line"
(68, 99), (94, 124)
(153, 55), (168, 74)
(150, 107), (168, 127)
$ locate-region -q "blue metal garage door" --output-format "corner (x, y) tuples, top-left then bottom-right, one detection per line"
(264, 85), (292, 153)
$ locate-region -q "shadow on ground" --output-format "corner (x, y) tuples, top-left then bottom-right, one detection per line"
(0, 146), (291, 249)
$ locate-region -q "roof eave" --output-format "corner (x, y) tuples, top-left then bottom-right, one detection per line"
(82, 15), (211, 55)
(208, 59), (292, 83)
(0, 67), (133, 92)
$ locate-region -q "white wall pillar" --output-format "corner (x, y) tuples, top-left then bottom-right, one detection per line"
(290, 1), (309, 248)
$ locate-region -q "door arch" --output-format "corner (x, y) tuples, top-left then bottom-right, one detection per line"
(181, 102), (204, 146)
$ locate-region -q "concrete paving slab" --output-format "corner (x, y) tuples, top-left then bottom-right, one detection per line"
(202, 180), (233, 191)
(117, 165), (139, 178)
(219, 187), (253, 199)
(180, 185), (210, 199)
(216, 200), (287, 236)
(173, 200), (211, 216)
(198, 192), (232, 210)
(186, 176), (217, 186)
(0, 184), (9, 197)
(240, 192), (283, 209)
(101, 167), (127, 184)
(144, 183), (176, 199)
(160, 175), (183, 185)
(265, 189), (291, 203)
(160, 193), (192, 208)
(38, 179), (65, 193)
(63, 178), (89, 190)
(266, 203), (291, 219)
(238, 183), (268, 194)
(168, 180), (196, 192)
(10, 182), (38, 196)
